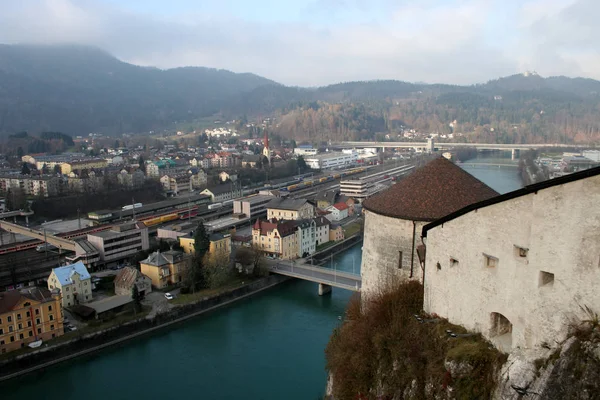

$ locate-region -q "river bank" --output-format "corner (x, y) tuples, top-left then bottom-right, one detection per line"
(0, 274), (289, 382)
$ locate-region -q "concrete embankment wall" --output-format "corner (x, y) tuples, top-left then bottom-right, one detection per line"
(312, 235), (363, 265)
(0, 274), (290, 382)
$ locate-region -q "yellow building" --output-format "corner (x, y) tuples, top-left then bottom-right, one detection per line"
(60, 159), (108, 175)
(266, 198), (315, 221)
(252, 219), (298, 260)
(0, 287), (64, 354)
(330, 224), (345, 242)
(139, 250), (192, 289)
(178, 232), (232, 258)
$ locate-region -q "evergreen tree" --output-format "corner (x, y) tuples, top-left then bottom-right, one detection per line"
(296, 156), (308, 172)
(193, 223), (210, 260)
(138, 155), (145, 173)
(131, 285), (142, 314)
(21, 163), (30, 175)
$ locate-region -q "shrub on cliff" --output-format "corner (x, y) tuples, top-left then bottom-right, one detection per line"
(325, 281), (505, 400)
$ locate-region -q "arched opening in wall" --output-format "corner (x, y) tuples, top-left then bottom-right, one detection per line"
(489, 312), (512, 352)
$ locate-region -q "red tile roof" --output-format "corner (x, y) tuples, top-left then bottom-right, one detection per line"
(252, 219), (296, 237)
(332, 202), (349, 211)
(363, 157), (499, 221)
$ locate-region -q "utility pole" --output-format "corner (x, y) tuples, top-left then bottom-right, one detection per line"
(43, 228), (48, 259)
(188, 191), (192, 224)
(131, 197), (136, 221)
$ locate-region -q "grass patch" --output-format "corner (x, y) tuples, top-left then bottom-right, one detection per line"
(170, 276), (257, 305)
(343, 222), (362, 238)
(316, 241), (337, 252)
(325, 281), (506, 400)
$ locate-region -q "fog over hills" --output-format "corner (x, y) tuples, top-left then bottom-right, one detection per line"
(0, 44), (599, 144)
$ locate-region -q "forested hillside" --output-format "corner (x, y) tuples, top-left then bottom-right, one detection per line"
(1, 44), (599, 144)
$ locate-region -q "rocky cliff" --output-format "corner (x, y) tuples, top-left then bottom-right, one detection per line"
(325, 282), (600, 400)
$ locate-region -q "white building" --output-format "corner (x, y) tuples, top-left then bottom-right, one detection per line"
(87, 222), (150, 265)
(233, 195), (275, 219)
(360, 157), (498, 297)
(326, 202), (349, 221)
(48, 261), (92, 308)
(304, 152), (358, 170)
(583, 150), (600, 162)
(313, 216), (331, 246)
(422, 166), (600, 352)
(294, 147), (318, 156)
(340, 179), (372, 199)
(295, 219), (316, 258)
(267, 198), (315, 221)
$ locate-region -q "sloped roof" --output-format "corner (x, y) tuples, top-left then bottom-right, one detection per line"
(313, 216), (330, 227)
(114, 267), (146, 289)
(0, 288), (55, 314)
(252, 219), (297, 237)
(267, 198), (310, 211)
(363, 157), (499, 221)
(52, 261), (91, 286)
(422, 164), (600, 237)
(332, 202), (349, 211)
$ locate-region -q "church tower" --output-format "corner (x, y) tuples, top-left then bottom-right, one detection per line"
(262, 131), (271, 164)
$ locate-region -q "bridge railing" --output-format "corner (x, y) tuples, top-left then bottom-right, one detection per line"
(271, 262), (361, 279)
(270, 267), (361, 291)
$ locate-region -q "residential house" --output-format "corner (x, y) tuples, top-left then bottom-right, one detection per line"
(330, 224), (344, 242)
(266, 198), (315, 221)
(219, 171), (238, 182)
(295, 219), (316, 258)
(0, 288), (63, 353)
(178, 232), (232, 260)
(0, 175), (61, 198)
(114, 267), (152, 298)
(326, 202), (349, 221)
(160, 173), (192, 194)
(241, 154), (260, 168)
(116, 169), (145, 189)
(140, 250), (192, 289)
(315, 190), (337, 209)
(60, 159), (108, 174)
(47, 261), (92, 307)
(252, 219), (298, 259)
(313, 216), (331, 246)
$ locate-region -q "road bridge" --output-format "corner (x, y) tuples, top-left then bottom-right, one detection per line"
(336, 141), (592, 151)
(269, 260), (361, 294)
(461, 163), (519, 168)
(0, 221), (77, 252)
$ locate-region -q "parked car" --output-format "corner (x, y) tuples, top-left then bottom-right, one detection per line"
(164, 293), (174, 300)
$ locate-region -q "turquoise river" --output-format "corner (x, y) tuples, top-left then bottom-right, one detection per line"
(1, 152), (522, 400)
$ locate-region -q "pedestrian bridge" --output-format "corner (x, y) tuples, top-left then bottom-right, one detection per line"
(269, 261), (361, 292)
(0, 220), (77, 252)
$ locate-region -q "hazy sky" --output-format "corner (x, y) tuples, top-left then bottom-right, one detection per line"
(0, 0), (598, 86)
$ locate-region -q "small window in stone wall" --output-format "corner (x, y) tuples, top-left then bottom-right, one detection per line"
(483, 254), (498, 268)
(514, 245), (529, 259)
(398, 251), (403, 269)
(539, 271), (554, 287)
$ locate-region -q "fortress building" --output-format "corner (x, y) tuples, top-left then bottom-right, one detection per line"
(360, 157), (498, 296)
(422, 167), (600, 352)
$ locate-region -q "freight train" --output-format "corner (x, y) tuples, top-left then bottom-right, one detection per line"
(279, 167), (367, 193)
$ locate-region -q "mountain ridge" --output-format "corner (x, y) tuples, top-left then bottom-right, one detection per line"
(0, 44), (599, 144)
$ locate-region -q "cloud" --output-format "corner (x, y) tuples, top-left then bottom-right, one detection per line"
(0, 0), (598, 86)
